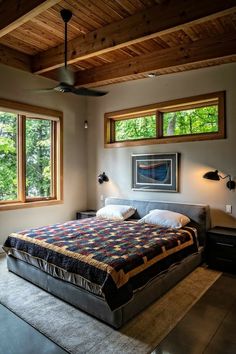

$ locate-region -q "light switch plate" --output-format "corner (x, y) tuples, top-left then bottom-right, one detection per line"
(226, 205), (232, 214)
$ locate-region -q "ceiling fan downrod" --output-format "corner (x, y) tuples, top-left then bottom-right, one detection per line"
(60, 9), (72, 69)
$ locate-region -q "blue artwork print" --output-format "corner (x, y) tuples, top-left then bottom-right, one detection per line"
(137, 160), (171, 185)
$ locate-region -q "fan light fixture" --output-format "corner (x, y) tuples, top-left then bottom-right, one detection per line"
(147, 73), (158, 78)
(203, 170), (235, 190)
(98, 172), (109, 184)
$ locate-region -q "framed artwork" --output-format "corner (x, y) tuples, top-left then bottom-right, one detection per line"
(132, 153), (179, 192)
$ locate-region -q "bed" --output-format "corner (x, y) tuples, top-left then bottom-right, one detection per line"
(3, 197), (210, 328)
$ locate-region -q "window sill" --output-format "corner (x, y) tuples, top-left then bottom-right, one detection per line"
(105, 132), (225, 148)
(0, 199), (63, 211)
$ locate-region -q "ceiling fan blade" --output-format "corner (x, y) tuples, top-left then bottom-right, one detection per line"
(71, 87), (108, 96)
(59, 66), (75, 85)
(28, 88), (55, 92)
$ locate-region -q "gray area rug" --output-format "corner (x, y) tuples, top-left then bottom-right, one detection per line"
(0, 256), (221, 354)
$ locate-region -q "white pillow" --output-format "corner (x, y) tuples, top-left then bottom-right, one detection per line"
(138, 209), (190, 229)
(96, 205), (136, 221)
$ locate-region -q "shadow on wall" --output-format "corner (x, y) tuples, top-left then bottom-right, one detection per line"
(211, 208), (236, 228)
(97, 178), (125, 209)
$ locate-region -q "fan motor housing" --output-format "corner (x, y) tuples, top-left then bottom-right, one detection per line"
(60, 9), (72, 23)
(55, 83), (72, 93)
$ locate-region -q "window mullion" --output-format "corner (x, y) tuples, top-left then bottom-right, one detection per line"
(156, 110), (163, 138)
(111, 120), (115, 143)
(51, 121), (56, 199)
(18, 115), (26, 202)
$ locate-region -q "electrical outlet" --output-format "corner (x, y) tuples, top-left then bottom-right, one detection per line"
(226, 205), (232, 214)
(100, 194), (104, 201)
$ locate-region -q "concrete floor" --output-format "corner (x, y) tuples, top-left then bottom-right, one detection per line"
(153, 273), (236, 354)
(0, 304), (68, 354)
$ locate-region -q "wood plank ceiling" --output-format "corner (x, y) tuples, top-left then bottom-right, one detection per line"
(0, 0), (236, 88)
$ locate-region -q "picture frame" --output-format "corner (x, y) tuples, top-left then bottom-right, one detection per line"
(132, 153), (179, 192)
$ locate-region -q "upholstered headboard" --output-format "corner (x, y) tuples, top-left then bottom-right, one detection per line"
(105, 197), (210, 246)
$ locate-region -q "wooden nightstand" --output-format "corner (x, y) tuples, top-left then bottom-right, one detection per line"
(76, 210), (97, 219)
(206, 226), (236, 272)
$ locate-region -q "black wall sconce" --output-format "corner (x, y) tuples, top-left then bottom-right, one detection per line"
(98, 172), (109, 184)
(203, 170), (235, 190)
(84, 120), (88, 129)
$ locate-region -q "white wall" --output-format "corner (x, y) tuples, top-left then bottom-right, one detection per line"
(0, 64), (87, 245)
(86, 63), (236, 228)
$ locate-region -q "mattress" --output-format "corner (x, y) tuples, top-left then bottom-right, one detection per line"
(3, 217), (199, 310)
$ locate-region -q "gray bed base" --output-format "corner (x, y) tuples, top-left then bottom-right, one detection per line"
(7, 198), (210, 329)
(7, 252), (202, 329)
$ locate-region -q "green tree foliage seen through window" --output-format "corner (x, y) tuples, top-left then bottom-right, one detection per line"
(0, 112), (17, 201)
(114, 106), (218, 142)
(115, 115), (156, 141)
(163, 105), (218, 136)
(26, 118), (52, 198)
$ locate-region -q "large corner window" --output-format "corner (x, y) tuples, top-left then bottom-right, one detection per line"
(0, 99), (63, 210)
(104, 92), (225, 147)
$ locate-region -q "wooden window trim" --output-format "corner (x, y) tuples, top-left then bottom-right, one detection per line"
(104, 91), (225, 148)
(0, 99), (63, 211)
(18, 115), (26, 202)
(25, 119), (56, 202)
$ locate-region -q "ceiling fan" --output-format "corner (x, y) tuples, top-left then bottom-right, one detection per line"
(36, 9), (107, 97)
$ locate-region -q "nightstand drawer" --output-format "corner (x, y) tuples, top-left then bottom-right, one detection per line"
(208, 239), (236, 260)
(207, 255), (236, 272)
(208, 247), (236, 262)
(76, 210), (97, 219)
(208, 233), (236, 247)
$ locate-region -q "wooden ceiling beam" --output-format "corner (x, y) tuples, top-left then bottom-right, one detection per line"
(0, 0), (61, 38)
(32, 0), (236, 74)
(0, 44), (31, 72)
(74, 32), (236, 87)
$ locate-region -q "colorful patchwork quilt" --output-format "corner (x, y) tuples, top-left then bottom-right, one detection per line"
(3, 218), (199, 310)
